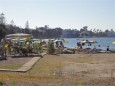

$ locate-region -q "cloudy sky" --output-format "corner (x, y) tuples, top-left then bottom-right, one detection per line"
(0, 0), (115, 30)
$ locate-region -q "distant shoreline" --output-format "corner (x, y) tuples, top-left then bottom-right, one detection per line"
(63, 37), (115, 38)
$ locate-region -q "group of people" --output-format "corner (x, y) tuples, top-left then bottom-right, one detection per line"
(48, 40), (64, 54)
(77, 42), (82, 49)
(55, 41), (64, 49)
(76, 39), (111, 53)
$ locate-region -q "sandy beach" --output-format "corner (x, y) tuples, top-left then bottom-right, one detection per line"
(0, 53), (115, 86)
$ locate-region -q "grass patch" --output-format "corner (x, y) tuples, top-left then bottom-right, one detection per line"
(0, 55), (64, 83)
(0, 64), (22, 69)
(29, 55), (64, 74)
(0, 54), (115, 86)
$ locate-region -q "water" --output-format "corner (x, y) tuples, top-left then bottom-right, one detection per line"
(63, 38), (115, 50)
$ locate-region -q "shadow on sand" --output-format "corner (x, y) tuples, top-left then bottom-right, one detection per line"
(11, 54), (43, 58)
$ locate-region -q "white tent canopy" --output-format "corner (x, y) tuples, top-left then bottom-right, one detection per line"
(5, 33), (32, 39)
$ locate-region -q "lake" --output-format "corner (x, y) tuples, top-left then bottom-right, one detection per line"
(63, 38), (115, 50)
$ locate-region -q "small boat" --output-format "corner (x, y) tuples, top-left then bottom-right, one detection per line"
(112, 42), (115, 44)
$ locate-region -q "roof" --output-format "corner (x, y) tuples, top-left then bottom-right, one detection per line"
(5, 33), (32, 38)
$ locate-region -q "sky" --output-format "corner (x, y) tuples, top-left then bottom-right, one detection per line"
(0, 0), (115, 31)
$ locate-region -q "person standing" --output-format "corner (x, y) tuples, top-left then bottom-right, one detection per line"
(106, 46), (110, 52)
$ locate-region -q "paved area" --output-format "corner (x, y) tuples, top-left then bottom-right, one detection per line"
(0, 53), (46, 72)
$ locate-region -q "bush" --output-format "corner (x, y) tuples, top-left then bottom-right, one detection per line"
(47, 41), (55, 54)
(0, 80), (4, 86)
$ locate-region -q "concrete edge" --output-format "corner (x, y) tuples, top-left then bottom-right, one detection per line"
(0, 53), (46, 72)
